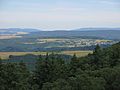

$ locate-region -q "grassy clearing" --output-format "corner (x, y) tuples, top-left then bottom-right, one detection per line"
(0, 51), (93, 59)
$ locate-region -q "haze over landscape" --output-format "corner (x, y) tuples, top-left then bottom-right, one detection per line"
(0, 0), (120, 52)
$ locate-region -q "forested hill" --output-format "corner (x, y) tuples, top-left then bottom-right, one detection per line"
(0, 42), (120, 90)
(0, 28), (40, 34)
(27, 30), (120, 39)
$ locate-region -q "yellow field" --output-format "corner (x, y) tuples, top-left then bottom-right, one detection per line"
(37, 38), (68, 42)
(61, 51), (92, 57)
(0, 52), (46, 59)
(95, 40), (112, 43)
(0, 51), (92, 59)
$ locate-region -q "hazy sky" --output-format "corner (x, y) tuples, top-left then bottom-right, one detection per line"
(0, 0), (120, 30)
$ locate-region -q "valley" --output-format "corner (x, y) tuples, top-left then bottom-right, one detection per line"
(0, 36), (118, 52)
(0, 28), (119, 52)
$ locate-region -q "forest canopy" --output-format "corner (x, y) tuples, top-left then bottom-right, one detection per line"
(0, 42), (120, 90)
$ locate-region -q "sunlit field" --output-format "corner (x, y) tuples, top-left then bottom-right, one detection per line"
(0, 50), (92, 59)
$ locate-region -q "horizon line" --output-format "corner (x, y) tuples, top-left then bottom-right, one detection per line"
(0, 27), (120, 31)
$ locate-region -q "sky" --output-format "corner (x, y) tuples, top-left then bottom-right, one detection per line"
(0, 0), (120, 30)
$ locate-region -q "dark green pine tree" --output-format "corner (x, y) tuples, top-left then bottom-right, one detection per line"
(70, 53), (79, 75)
(16, 61), (30, 90)
(0, 57), (4, 90)
(109, 42), (120, 67)
(93, 44), (101, 58)
(2, 63), (20, 89)
(0, 57), (2, 69)
(51, 55), (68, 80)
(45, 52), (49, 61)
(92, 44), (103, 69)
(0, 61), (30, 90)
(33, 53), (52, 89)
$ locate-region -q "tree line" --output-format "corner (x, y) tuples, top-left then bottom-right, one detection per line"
(0, 42), (120, 90)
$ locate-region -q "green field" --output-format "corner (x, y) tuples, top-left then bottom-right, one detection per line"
(0, 51), (92, 59)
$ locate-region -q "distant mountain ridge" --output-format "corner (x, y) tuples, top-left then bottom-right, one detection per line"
(0, 28), (120, 39)
(74, 28), (120, 31)
(0, 28), (40, 35)
(27, 30), (120, 40)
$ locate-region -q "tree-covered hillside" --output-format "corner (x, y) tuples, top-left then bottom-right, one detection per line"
(0, 42), (120, 90)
